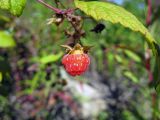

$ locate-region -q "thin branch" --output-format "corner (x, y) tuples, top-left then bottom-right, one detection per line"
(146, 0), (152, 26)
(37, 0), (62, 13)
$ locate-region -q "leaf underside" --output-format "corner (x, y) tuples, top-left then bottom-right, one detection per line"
(74, 0), (160, 92)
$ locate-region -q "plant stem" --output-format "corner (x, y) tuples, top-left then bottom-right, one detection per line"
(146, 0), (152, 26)
(37, 0), (62, 14)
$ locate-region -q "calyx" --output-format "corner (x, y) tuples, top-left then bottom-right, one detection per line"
(61, 43), (92, 54)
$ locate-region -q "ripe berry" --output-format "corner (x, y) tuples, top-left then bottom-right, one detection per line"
(61, 44), (90, 76)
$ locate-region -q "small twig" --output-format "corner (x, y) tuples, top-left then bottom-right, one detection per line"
(37, 0), (62, 14)
(37, 0), (84, 44)
(37, 0), (75, 15)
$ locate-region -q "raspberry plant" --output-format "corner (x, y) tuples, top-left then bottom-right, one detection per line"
(0, 0), (160, 90)
(33, 0), (160, 92)
(0, 0), (160, 119)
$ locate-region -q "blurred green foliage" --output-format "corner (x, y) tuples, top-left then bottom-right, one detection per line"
(0, 31), (15, 48)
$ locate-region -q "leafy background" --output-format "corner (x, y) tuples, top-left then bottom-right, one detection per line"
(0, 0), (160, 120)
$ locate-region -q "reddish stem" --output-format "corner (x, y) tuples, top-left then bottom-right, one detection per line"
(145, 2), (158, 119)
(37, 0), (62, 14)
(37, 0), (74, 15)
(146, 0), (152, 25)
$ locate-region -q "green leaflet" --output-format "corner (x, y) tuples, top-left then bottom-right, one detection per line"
(0, 31), (16, 48)
(124, 50), (141, 63)
(0, 0), (26, 16)
(123, 71), (139, 83)
(74, 0), (160, 92)
(40, 52), (63, 65)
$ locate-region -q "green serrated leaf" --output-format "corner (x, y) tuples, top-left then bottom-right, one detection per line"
(124, 50), (141, 63)
(0, 31), (16, 48)
(74, 0), (158, 56)
(40, 52), (63, 64)
(123, 71), (139, 83)
(0, 0), (26, 16)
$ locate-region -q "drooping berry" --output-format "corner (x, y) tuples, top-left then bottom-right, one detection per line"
(61, 43), (90, 76)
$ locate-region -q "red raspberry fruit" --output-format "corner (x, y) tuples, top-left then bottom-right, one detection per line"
(61, 44), (90, 76)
